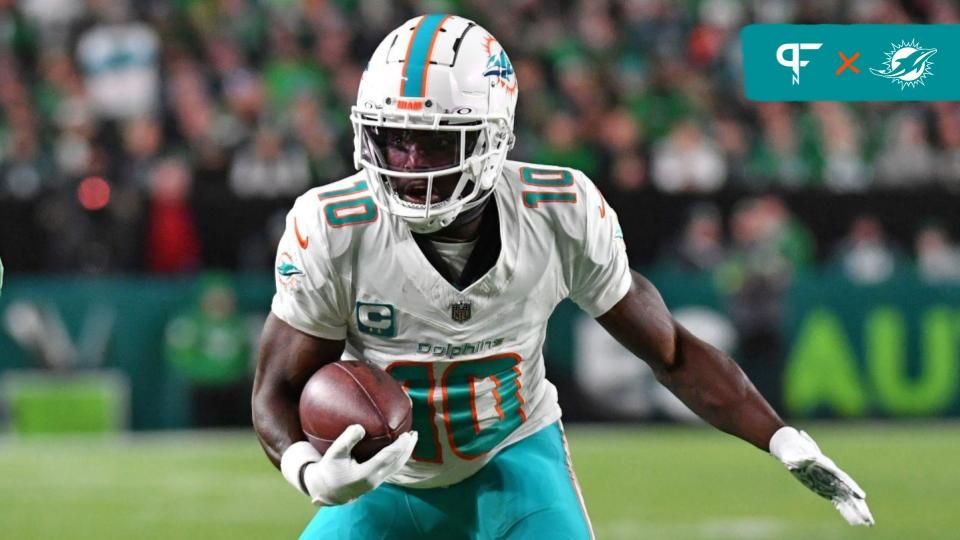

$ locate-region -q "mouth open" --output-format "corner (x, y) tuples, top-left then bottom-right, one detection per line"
(401, 181), (442, 205)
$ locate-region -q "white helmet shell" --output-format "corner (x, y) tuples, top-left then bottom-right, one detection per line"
(352, 14), (518, 233)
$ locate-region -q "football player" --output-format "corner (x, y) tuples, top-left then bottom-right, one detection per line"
(253, 14), (873, 539)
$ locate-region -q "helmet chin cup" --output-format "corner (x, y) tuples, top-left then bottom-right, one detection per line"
(404, 213), (454, 234)
(405, 219), (441, 234)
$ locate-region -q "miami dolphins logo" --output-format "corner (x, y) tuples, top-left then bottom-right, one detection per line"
(277, 262), (302, 277)
(870, 39), (937, 89)
(277, 252), (304, 289)
(482, 36), (517, 94)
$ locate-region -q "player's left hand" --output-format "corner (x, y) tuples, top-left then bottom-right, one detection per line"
(769, 426), (874, 526)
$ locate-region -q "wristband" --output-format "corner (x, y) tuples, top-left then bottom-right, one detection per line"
(769, 426), (801, 460)
(281, 441), (321, 496)
(769, 426), (821, 467)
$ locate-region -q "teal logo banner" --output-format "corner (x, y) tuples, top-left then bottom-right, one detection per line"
(742, 25), (960, 101)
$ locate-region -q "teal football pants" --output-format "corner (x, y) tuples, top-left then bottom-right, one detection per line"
(299, 422), (594, 540)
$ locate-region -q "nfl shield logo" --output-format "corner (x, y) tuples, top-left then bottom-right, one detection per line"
(451, 301), (472, 323)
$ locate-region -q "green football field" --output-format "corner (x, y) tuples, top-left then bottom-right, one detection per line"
(0, 423), (954, 539)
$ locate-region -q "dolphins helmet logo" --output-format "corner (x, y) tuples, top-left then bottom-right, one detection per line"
(870, 39), (937, 89)
(482, 36), (516, 94)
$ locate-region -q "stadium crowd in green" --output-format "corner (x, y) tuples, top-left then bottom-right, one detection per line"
(0, 0), (959, 275)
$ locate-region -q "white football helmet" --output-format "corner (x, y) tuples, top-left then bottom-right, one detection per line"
(351, 14), (518, 233)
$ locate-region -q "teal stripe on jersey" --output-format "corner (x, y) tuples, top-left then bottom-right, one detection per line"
(402, 13), (448, 97)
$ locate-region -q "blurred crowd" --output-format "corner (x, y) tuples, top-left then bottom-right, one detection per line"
(1, 0), (960, 274)
(657, 192), (960, 410)
(665, 195), (960, 286)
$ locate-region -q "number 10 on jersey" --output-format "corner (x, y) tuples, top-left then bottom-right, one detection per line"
(387, 354), (526, 463)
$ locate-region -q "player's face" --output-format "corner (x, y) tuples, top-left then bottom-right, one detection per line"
(366, 127), (479, 205)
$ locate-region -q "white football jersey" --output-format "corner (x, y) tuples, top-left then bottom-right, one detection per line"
(272, 160), (631, 488)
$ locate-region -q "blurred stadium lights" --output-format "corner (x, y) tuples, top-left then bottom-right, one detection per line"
(77, 176), (111, 211)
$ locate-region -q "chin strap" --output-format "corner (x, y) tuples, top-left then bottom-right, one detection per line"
(445, 196), (489, 229)
(403, 189), (490, 235)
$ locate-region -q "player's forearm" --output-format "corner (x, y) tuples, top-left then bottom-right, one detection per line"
(253, 314), (345, 469)
(596, 272), (783, 450)
(253, 317), (308, 468)
(252, 368), (307, 468)
(653, 324), (784, 450)
(251, 346), (316, 468)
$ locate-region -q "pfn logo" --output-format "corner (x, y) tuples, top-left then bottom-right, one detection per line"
(777, 42), (823, 85)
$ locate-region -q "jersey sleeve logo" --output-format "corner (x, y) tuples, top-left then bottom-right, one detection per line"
(277, 262), (303, 277)
(293, 217), (309, 249)
(277, 252), (305, 289)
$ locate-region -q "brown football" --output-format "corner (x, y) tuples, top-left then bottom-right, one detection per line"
(299, 360), (413, 462)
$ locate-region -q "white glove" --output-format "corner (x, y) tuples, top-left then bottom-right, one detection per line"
(769, 426), (874, 526)
(281, 424), (417, 506)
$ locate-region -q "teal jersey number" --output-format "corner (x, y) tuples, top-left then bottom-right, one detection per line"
(441, 354), (526, 459)
(317, 180), (378, 228)
(387, 362), (443, 463)
(519, 166), (578, 208)
(523, 192), (577, 207)
(387, 354), (526, 463)
(519, 167), (574, 187)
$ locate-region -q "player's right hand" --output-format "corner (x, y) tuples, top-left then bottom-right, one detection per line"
(282, 425), (417, 506)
